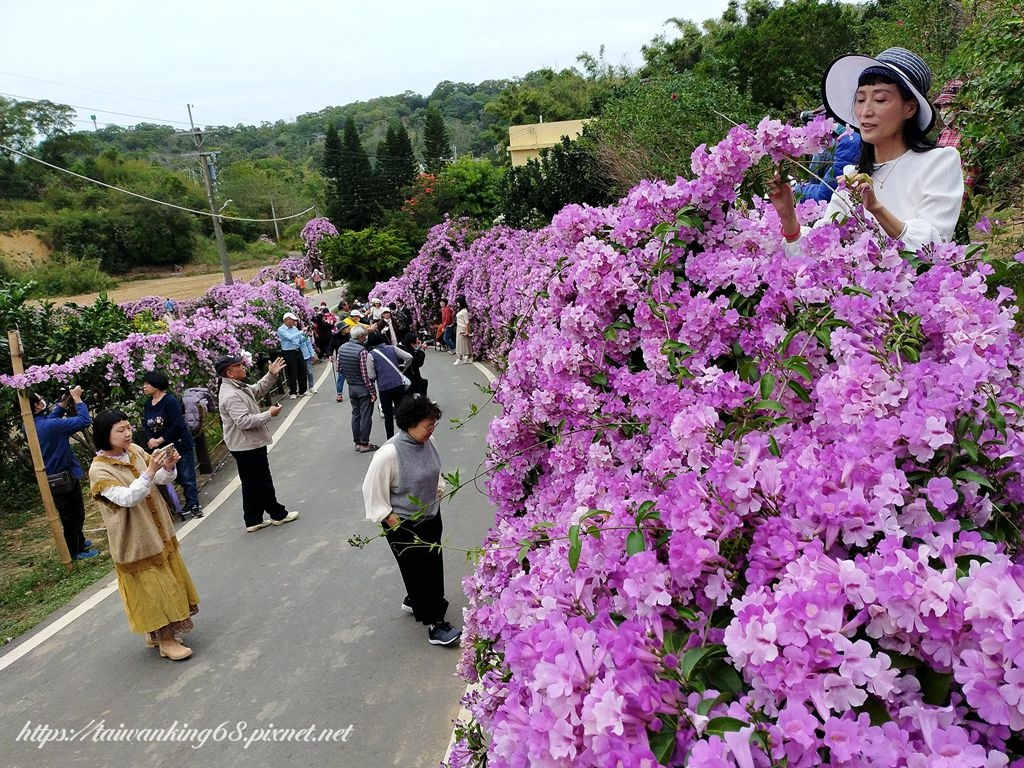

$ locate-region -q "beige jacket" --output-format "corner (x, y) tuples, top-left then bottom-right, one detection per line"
(89, 445), (178, 572)
(218, 371), (280, 452)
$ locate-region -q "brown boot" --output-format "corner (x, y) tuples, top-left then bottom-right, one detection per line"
(158, 639), (193, 661)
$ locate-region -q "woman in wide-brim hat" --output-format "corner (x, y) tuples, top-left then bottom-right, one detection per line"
(771, 47), (964, 254)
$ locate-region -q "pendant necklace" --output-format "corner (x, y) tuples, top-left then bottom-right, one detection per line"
(873, 151), (909, 189)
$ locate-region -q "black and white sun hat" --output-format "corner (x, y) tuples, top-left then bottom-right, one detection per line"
(822, 47), (935, 133)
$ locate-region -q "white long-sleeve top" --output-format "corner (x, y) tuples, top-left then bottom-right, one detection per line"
(98, 459), (177, 507)
(786, 146), (964, 255)
(362, 442), (445, 524)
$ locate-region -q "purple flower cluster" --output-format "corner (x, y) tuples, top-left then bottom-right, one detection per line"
(1, 269), (310, 401)
(379, 118), (1024, 766)
(300, 216), (338, 274)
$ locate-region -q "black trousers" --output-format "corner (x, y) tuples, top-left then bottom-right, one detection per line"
(231, 446), (288, 526)
(53, 479), (86, 554)
(379, 385), (407, 440)
(280, 349), (305, 395)
(384, 511), (447, 625)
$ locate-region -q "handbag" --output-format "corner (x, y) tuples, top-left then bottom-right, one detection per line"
(373, 349), (411, 390)
(47, 470), (77, 495)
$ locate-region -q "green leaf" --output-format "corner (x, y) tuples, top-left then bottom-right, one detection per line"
(625, 529), (646, 556)
(759, 373), (776, 400)
(696, 692), (731, 717)
(842, 284), (872, 296)
(590, 371), (609, 388)
(516, 539), (531, 563)
(919, 666), (953, 706)
(752, 399), (786, 412)
(705, 716), (747, 736)
(954, 469), (995, 491)
(568, 525), (581, 572)
(787, 380), (811, 403)
(704, 660), (745, 696)
(681, 643), (728, 681)
(768, 435), (781, 457)
(648, 726), (675, 763)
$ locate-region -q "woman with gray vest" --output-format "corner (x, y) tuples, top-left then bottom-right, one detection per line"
(361, 395), (461, 646)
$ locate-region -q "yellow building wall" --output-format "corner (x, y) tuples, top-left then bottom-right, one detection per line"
(507, 119), (590, 166)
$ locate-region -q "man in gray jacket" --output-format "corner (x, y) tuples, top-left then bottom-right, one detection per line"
(215, 354), (300, 532)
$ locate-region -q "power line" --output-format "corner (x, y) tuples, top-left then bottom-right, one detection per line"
(0, 74), (264, 128)
(0, 142), (315, 223)
(0, 90), (192, 127)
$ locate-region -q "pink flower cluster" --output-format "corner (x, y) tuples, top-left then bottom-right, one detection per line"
(381, 118), (1024, 766)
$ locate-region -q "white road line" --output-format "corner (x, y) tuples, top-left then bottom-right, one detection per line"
(0, 364), (332, 673)
(444, 362), (495, 766)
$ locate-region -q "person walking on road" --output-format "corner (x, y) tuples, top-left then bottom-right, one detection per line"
(362, 395), (461, 647)
(215, 354), (300, 532)
(89, 410), (199, 661)
(453, 296), (472, 365)
(311, 267), (324, 294)
(141, 370), (203, 520)
(336, 325), (378, 452)
(366, 330), (412, 440)
(29, 386), (98, 559)
(277, 311), (307, 399)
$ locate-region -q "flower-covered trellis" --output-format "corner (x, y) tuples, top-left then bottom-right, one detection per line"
(383, 119), (1024, 767)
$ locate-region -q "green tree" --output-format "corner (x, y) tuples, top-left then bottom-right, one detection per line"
(422, 104), (451, 174)
(697, 0), (863, 114)
(337, 116), (376, 230)
(641, 18), (706, 76)
(321, 122), (344, 225)
(1, 97), (76, 199)
(500, 134), (614, 227)
(319, 227), (413, 298)
(376, 119), (418, 210)
(433, 156), (504, 221)
(589, 73), (758, 195)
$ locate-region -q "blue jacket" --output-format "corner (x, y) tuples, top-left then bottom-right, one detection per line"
(35, 403), (91, 479)
(277, 323), (305, 351)
(796, 132), (862, 202)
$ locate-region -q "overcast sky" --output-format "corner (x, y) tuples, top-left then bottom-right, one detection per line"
(2, 0), (731, 130)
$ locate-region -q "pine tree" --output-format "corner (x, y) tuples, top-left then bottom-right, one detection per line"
(321, 122), (344, 225)
(337, 116), (376, 230)
(422, 104), (451, 175)
(377, 119), (418, 209)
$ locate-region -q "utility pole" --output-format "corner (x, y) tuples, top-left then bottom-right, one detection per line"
(187, 104), (233, 286)
(8, 330), (73, 572)
(269, 197), (280, 241)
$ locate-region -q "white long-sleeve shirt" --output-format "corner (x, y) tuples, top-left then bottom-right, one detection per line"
(98, 463), (177, 507)
(362, 442), (445, 524)
(786, 146), (964, 255)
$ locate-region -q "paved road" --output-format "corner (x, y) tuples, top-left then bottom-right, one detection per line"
(0, 300), (498, 767)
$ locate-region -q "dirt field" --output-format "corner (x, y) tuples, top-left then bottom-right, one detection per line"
(0, 231), (50, 271)
(51, 267), (269, 305)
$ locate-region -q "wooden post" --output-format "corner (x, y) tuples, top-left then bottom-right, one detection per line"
(8, 329), (74, 571)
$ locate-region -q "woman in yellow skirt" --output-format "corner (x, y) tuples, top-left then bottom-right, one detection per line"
(89, 409), (199, 661)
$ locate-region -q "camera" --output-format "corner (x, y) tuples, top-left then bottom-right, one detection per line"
(799, 110), (816, 125)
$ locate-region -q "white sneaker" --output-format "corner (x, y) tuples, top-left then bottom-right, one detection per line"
(245, 520), (272, 533)
(289, 394), (297, 400)
(453, 360), (462, 366)
(306, 389), (317, 395)
(271, 511), (300, 526)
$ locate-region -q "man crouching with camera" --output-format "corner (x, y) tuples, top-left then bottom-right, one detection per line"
(29, 385), (99, 560)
